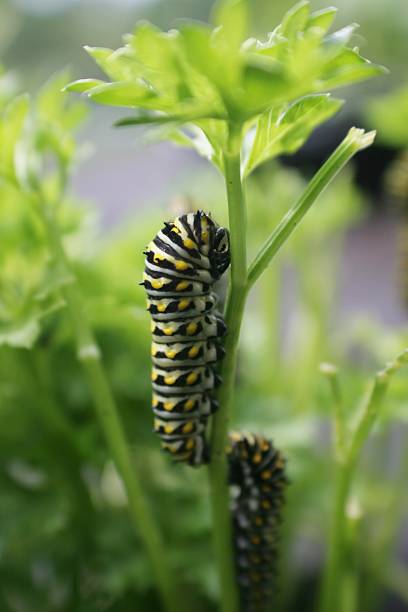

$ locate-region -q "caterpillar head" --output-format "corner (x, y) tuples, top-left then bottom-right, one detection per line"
(211, 225), (230, 279)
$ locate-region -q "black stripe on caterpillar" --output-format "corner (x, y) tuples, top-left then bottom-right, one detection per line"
(227, 432), (288, 612)
(143, 211), (230, 466)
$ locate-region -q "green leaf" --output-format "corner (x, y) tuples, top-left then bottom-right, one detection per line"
(212, 0), (248, 50)
(281, 1), (310, 40)
(0, 318), (40, 349)
(37, 70), (88, 132)
(244, 94), (343, 176)
(321, 52), (388, 89)
(238, 62), (290, 116)
(0, 94), (29, 183)
(84, 46), (138, 81)
(114, 106), (225, 127)
(63, 78), (106, 93)
(86, 81), (156, 107)
(323, 23), (358, 49)
(307, 7), (337, 35)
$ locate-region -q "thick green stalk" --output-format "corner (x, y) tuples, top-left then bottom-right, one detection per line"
(39, 206), (182, 612)
(247, 129), (376, 290)
(209, 124), (247, 612)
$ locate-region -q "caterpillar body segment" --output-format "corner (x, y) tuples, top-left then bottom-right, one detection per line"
(143, 211), (230, 466)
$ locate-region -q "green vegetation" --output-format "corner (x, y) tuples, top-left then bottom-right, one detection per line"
(1, 2), (407, 612)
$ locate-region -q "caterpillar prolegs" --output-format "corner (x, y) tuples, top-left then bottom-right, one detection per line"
(143, 211), (288, 611)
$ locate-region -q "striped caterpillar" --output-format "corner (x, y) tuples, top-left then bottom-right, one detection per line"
(143, 211), (288, 610)
(228, 433), (288, 612)
(143, 211), (230, 466)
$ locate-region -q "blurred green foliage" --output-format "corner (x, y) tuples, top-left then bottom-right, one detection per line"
(1, 2), (408, 611)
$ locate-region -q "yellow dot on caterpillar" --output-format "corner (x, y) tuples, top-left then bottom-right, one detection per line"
(251, 535), (261, 545)
(163, 327), (174, 336)
(164, 424), (174, 434)
(164, 375), (176, 385)
(151, 372), (158, 381)
(186, 372), (198, 385)
(165, 349), (177, 359)
(183, 238), (195, 250)
(188, 345), (199, 358)
(150, 321), (155, 332)
(152, 398), (158, 407)
(157, 303), (167, 312)
(252, 453), (262, 464)
(164, 401), (174, 411)
(176, 280), (189, 291)
(201, 230), (209, 242)
(276, 456), (285, 469)
(186, 438), (195, 450)
(186, 322), (198, 335)
(153, 253), (165, 262)
(151, 346), (157, 356)
(261, 470), (272, 480)
(254, 517), (263, 526)
(171, 225), (181, 233)
(151, 279), (164, 289)
(261, 500), (271, 509)
(175, 260), (190, 271)
(185, 399), (195, 411)
(178, 299), (190, 311)
(182, 422), (194, 434)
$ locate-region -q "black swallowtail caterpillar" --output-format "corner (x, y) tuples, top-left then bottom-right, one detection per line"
(143, 211), (230, 466)
(228, 433), (288, 612)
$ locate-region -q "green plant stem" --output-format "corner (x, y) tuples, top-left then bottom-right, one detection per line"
(209, 124), (247, 612)
(319, 349), (408, 612)
(38, 206), (182, 612)
(363, 428), (408, 611)
(320, 364), (346, 460)
(247, 128), (376, 290)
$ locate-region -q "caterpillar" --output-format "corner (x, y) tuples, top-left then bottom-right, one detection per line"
(228, 433), (288, 612)
(143, 210), (230, 466)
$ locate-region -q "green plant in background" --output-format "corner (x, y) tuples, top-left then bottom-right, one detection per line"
(2, 1), (408, 611)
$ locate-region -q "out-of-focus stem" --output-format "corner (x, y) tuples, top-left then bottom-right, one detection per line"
(319, 349), (408, 612)
(38, 203), (182, 612)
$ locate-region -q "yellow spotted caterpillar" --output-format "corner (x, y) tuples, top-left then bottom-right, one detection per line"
(143, 211), (230, 465)
(228, 433), (288, 611)
(143, 211), (288, 610)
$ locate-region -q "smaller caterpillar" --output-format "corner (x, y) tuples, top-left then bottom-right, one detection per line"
(142, 211), (230, 466)
(228, 433), (288, 612)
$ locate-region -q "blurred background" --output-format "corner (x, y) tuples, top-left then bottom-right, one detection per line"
(2, 0), (408, 320)
(1, 1), (408, 611)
